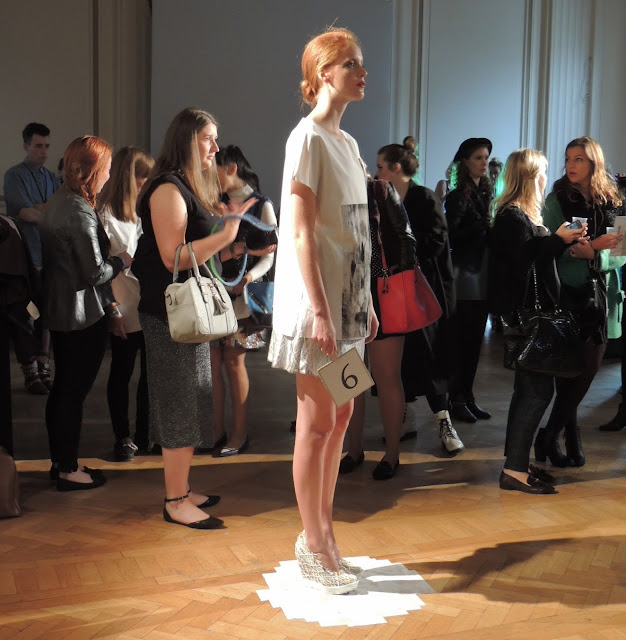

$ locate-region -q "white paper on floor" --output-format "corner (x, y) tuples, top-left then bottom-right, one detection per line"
(257, 556), (433, 627)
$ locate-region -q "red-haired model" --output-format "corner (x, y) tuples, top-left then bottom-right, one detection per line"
(269, 28), (378, 593)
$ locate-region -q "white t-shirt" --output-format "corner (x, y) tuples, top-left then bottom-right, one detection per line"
(272, 118), (370, 340)
(100, 207), (142, 333)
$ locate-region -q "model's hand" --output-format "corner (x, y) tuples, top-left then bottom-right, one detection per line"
(365, 305), (379, 344)
(312, 312), (337, 357)
(247, 244), (277, 257)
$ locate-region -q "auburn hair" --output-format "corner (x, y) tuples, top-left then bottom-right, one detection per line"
(300, 27), (360, 106)
(63, 136), (112, 209)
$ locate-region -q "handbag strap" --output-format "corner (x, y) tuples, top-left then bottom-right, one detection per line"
(173, 241), (208, 283)
(208, 212), (277, 287)
(375, 226), (390, 276)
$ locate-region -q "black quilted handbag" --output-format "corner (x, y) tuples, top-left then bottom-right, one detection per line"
(503, 264), (583, 378)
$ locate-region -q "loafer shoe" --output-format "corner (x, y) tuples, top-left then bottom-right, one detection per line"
(372, 458), (399, 480)
(528, 464), (555, 484)
(499, 471), (557, 494)
(338, 451), (364, 474)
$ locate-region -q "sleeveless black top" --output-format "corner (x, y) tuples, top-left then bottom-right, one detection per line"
(133, 173), (220, 315)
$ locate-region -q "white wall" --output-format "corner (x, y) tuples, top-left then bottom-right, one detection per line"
(0, 0), (150, 206)
(0, 0), (94, 190)
(151, 0), (394, 204)
(421, 0), (527, 189)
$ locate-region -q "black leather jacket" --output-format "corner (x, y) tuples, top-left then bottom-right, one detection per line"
(368, 179), (416, 273)
(445, 181), (492, 273)
(40, 186), (122, 331)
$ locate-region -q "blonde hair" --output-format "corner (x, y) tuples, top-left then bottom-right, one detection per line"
(98, 146), (154, 222)
(141, 108), (221, 215)
(300, 28), (360, 106)
(556, 136), (622, 207)
(493, 149), (547, 226)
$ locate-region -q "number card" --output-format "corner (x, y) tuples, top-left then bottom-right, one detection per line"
(318, 348), (374, 408)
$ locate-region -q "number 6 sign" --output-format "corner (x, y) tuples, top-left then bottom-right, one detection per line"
(318, 348), (374, 407)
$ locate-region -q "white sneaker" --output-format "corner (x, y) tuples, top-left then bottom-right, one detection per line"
(435, 410), (464, 455)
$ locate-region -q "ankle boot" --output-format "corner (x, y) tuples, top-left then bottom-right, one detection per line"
(534, 427), (570, 467)
(598, 403), (626, 431)
(21, 360), (48, 395)
(564, 424), (585, 467)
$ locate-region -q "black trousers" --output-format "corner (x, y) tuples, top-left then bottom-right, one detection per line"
(504, 370), (555, 472)
(46, 317), (108, 472)
(546, 340), (606, 431)
(107, 331), (149, 445)
(448, 299), (489, 402)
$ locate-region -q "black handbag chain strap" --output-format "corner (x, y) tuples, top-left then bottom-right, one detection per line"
(523, 262), (560, 313)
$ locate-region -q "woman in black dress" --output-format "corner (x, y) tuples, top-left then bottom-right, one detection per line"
(445, 137), (493, 424)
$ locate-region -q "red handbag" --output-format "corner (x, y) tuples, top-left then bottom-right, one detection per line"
(376, 230), (442, 334)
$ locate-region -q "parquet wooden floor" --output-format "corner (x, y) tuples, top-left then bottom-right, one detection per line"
(3, 328), (626, 639)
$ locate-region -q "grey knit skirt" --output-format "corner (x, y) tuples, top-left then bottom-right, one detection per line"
(140, 313), (213, 449)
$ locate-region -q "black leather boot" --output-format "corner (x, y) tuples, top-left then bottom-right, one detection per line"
(534, 427), (570, 468)
(598, 403), (626, 431)
(564, 424), (585, 467)
(448, 401), (477, 423)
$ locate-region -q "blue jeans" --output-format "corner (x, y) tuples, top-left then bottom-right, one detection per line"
(504, 370), (555, 472)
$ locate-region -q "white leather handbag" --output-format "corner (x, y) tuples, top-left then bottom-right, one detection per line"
(165, 243), (238, 343)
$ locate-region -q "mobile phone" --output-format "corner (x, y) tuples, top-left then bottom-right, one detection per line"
(568, 220), (583, 229)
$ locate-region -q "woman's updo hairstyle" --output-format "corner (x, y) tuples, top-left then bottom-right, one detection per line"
(300, 27), (360, 106)
(377, 136), (419, 177)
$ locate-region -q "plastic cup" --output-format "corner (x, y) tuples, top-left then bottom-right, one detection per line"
(606, 227), (615, 234)
(572, 217), (588, 225)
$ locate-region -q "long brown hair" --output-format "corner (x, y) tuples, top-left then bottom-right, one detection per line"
(63, 136), (112, 209)
(141, 108), (221, 215)
(553, 136), (622, 207)
(99, 147), (154, 222)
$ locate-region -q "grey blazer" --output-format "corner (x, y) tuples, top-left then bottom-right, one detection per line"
(40, 186), (123, 331)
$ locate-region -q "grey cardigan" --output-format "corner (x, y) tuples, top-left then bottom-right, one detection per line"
(40, 186), (123, 331)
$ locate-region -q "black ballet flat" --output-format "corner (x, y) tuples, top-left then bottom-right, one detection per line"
(528, 464), (556, 484)
(57, 474), (107, 492)
(219, 437), (249, 457)
(162, 507), (224, 529)
(196, 495), (221, 508)
(163, 493), (224, 529)
(372, 458), (399, 481)
(338, 451), (364, 474)
(50, 465), (104, 482)
(210, 435), (228, 458)
(499, 471), (557, 494)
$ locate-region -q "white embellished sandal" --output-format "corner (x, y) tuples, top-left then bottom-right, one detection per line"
(294, 531), (359, 594)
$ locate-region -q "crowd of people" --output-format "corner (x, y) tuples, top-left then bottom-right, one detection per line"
(3, 26), (626, 593)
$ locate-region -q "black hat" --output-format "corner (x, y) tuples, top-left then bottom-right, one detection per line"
(453, 137), (492, 163)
